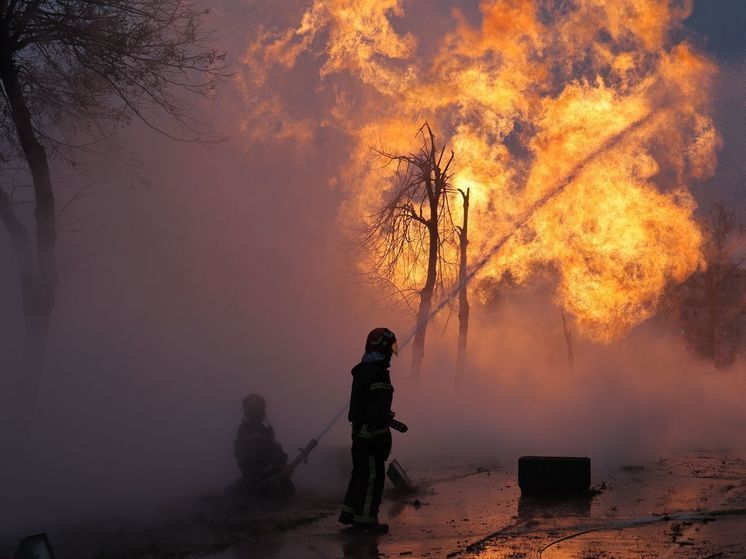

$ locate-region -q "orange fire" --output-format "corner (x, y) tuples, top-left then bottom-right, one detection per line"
(239, 0), (720, 342)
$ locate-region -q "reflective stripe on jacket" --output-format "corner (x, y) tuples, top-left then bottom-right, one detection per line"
(347, 359), (394, 438)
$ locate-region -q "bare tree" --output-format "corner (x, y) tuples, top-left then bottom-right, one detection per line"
(454, 187), (470, 386)
(663, 202), (746, 367)
(0, 0), (226, 402)
(362, 123), (456, 379)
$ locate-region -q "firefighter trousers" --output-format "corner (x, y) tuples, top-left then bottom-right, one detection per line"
(341, 434), (390, 524)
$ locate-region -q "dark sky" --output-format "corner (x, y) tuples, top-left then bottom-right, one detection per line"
(686, 0), (746, 209)
(687, 0), (746, 60)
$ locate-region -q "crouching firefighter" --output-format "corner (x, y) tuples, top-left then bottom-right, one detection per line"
(339, 328), (398, 533)
(233, 394), (295, 498)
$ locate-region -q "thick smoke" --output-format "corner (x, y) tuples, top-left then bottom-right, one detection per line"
(390, 291), (746, 471)
(0, 0), (745, 546)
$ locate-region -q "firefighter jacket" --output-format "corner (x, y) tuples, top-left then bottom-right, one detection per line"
(234, 418), (288, 483)
(347, 354), (394, 440)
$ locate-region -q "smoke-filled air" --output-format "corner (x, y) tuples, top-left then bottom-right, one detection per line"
(1, 1), (745, 558)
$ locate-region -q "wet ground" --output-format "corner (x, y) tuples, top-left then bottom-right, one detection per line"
(204, 451), (746, 559)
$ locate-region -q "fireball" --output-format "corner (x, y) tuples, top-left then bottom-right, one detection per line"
(240, 0), (719, 342)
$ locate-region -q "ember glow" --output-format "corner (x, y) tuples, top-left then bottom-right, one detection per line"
(240, 0), (720, 342)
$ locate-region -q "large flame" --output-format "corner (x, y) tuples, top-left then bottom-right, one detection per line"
(239, 0), (720, 342)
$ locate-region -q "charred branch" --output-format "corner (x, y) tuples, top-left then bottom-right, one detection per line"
(455, 187), (470, 386)
(361, 123), (458, 379)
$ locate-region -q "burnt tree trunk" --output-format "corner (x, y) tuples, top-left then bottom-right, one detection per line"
(0, 189), (34, 293)
(411, 168), (440, 380)
(706, 270), (718, 363)
(0, 55), (57, 404)
(455, 188), (470, 386)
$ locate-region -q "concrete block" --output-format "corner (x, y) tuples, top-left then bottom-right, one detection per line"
(518, 456), (591, 495)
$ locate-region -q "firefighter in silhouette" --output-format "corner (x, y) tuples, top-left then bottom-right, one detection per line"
(339, 328), (398, 533)
(234, 394), (295, 497)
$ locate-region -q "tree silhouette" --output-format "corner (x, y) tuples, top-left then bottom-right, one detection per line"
(362, 123), (457, 379)
(663, 202), (746, 367)
(0, 0), (226, 402)
(454, 187), (470, 386)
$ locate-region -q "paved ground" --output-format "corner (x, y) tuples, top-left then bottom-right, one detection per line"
(204, 451), (746, 559)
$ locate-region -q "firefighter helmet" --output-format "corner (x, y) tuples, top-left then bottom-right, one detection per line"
(242, 394), (267, 418)
(365, 328), (398, 356)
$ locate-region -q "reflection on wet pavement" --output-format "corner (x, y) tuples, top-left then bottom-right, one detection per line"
(210, 535), (381, 559)
(204, 452), (746, 559)
(517, 494), (592, 521)
(470, 452), (746, 559)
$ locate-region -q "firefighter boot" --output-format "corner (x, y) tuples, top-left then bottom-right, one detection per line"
(352, 521), (389, 533)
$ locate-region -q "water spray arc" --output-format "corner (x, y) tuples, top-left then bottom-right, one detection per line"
(286, 112), (654, 474)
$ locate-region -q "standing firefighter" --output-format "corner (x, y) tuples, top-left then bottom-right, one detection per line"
(339, 328), (398, 532)
(233, 394), (295, 497)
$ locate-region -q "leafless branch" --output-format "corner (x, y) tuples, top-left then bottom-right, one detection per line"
(360, 122), (459, 318)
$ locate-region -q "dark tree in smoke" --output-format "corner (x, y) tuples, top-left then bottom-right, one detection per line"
(454, 187), (470, 386)
(0, 0), (225, 401)
(362, 124), (457, 379)
(663, 203), (746, 367)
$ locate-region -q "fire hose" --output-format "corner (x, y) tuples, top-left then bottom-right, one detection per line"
(282, 112), (654, 479)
